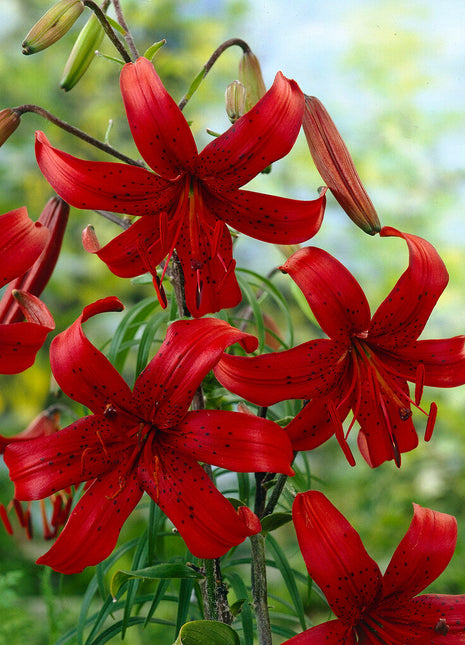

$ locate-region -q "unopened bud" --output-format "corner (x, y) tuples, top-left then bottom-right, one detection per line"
(238, 50), (266, 111)
(61, 12), (105, 90)
(22, 0), (84, 55)
(303, 95), (381, 235)
(0, 109), (20, 147)
(225, 80), (247, 123)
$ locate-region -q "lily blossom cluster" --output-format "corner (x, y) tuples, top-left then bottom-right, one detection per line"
(4, 298), (294, 573)
(214, 226), (465, 467)
(284, 491), (465, 643)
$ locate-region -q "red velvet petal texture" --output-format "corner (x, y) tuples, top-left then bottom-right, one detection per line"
(139, 441), (256, 558)
(36, 469), (143, 574)
(172, 409), (294, 475)
(381, 504), (457, 605)
(282, 620), (354, 644)
(369, 227), (449, 348)
(50, 297), (134, 415)
(198, 72), (304, 190)
(282, 247), (371, 341)
(0, 207), (49, 287)
(35, 132), (178, 216)
(133, 318), (258, 427)
(120, 57), (197, 178)
(204, 189), (326, 244)
(292, 491), (382, 623)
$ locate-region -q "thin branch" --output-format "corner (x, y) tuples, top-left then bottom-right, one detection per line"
(111, 0), (139, 60)
(84, 0), (132, 62)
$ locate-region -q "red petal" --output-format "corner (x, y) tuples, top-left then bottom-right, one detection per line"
(282, 247), (371, 341)
(0, 207), (49, 287)
(369, 227), (449, 348)
(172, 409), (294, 475)
(50, 297), (134, 414)
(381, 504), (457, 604)
(120, 57), (197, 178)
(198, 72), (304, 190)
(285, 396), (350, 452)
(139, 442), (257, 558)
(204, 188), (326, 244)
(133, 318), (258, 427)
(214, 339), (348, 406)
(282, 620), (354, 644)
(35, 131), (177, 216)
(37, 469), (142, 574)
(292, 491), (382, 622)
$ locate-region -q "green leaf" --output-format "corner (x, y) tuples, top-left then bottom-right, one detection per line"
(225, 572), (254, 645)
(111, 563), (204, 599)
(261, 512), (293, 534)
(174, 620), (240, 645)
(143, 39), (166, 60)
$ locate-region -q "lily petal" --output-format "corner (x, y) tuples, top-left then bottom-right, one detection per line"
(369, 227), (449, 348)
(286, 394), (352, 452)
(0, 207), (49, 287)
(282, 247), (371, 341)
(133, 318), (257, 427)
(50, 297), (134, 414)
(35, 131), (177, 215)
(292, 491), (382, 623)
(204, 188), (326, 244)
(214, 339), (348, 406)
(36, 469), (143, 574)
(139, 442), (258, 558)
(283, 620), (354, 644)
(198, 72), (304, 190)
(120, 57), (197, 178)
(172, 409), (294, 475)
(381, 504), (457, 604)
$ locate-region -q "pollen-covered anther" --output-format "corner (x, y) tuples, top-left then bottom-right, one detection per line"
(434, 618), (449, 635)
(103, 403), (118, 419)
(398, 407), (412, 421)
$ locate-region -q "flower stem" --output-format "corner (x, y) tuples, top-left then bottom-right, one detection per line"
(14, 104), (144, 167)
(83, 0), (132, 63)
(250, 532), (272, 645)
(111, 0), (139, 60)
(178, 38), (252, 111)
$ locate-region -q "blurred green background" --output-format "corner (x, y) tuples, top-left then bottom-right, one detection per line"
(0, 0), (464, 643)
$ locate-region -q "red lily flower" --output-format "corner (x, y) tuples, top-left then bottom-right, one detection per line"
(4, 297), (294, 574)
(35, 56), (326, 317)
(214, 227), (465, 467)
(0, 207), (55, 373)
(283, 490), (465, 644)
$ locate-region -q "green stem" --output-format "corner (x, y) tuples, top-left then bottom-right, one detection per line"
(84, 0), (132, 62)
(204, 559), (218, 620)
(250, 533), (272, 645)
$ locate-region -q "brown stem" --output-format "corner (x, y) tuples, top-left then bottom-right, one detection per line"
(84, 0), (132, 62)
(14, 104), (144, 167)
(178, 37), (252, 111)
(111, 0), (139, 60)
(95, 210), (132, 229)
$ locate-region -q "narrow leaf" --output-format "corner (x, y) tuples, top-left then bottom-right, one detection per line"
(111, 563), (204, 599)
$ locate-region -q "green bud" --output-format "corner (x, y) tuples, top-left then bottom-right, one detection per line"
(238, 50), (266, 111)
(0, 108), (20, 146)
(60, 12), (105, 90)
(22, 0), (84, 55)
(225, 80), (247, 123)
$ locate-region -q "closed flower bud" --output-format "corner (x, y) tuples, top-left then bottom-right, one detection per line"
(22, 0), (84, 55)
(60, 12), (105, 91)
(0, 108), (20, 147)
(238, 50), (266, 111)
(225, 80), (247, 123)
(303, 95), (381, 235)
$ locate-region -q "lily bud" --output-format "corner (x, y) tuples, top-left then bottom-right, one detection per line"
(0, 108), (20, 147)
(60, 12), (105, 91)
(225, 80), (247, 123)
(238, 50), (266, 111)
(303, 95), (381, 235)
(22, 0), (84, 55)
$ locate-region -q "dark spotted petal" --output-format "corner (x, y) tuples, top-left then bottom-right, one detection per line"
(214, 339), (348, 406)
(282, 247), (371, 341)
(35, 131), (177, 216)
(120, 56), (197, 178)
(205, 188), (326, 244)
(369, 227), (449, 348)
(139, 442), (258, 558)
(133, 318), (258, 427)
(36, 469), (143, 574)
(381, 504), (457, 604)
(0, 207), (49, 287)
(198, 72), (304, 190)
(281, 620), (354, 644)
(50, 297), (134, 415)
(172, 409), (294, 475)
(292, 491), (382, 623)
